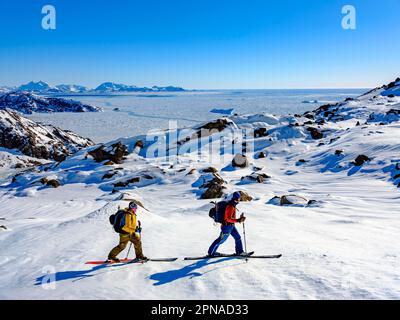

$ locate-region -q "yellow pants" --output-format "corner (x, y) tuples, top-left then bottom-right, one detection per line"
(108, 233), (144, 260)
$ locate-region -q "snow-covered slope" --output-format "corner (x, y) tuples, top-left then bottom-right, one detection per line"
(0, 92), (101, 114)
(0, 78), (399, 299)
(0, 109), (94, 161)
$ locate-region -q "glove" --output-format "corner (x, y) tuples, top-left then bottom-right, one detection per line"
(238, 213), (246, 223)
(136, 221), (142, 233)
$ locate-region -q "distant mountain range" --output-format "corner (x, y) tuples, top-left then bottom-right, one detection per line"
(0, 81), (185, 94)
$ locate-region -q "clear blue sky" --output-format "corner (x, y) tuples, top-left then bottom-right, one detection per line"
(0, 0), (399, 89)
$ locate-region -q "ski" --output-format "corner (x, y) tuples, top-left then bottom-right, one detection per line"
(247, 254), (282, 259)
(85, 257), (178, 265)
(128, 258), (178, 263)
(184, 251), (255, 261)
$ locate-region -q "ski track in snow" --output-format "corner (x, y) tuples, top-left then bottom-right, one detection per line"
(0, 85), (400, 299)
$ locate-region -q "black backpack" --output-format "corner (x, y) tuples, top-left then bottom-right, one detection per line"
(209, 201), (228, 224)
(109, 209), (129, 234)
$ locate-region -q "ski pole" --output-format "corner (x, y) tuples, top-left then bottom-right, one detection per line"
(243, 222), (248, 262)
(125, 243), (132, 259)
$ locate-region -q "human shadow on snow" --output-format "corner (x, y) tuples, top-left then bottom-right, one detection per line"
(149, 257), (236, 286)
(34, 263), (124, 285)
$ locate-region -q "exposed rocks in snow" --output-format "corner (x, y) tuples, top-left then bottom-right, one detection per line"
(307, 127), (324, 140)
(353, 155), (371, 167)
(133, 140), (144, 151)
(46, 179), (61, 188)
(238, 191), (253, 202)
(102, 171), (118, 180)
(0, 225), (7, 231)
(201, 184), (226, 199)
(88, 142), (129, 164)
(241, 172), (270, 183)
(196, 172), (227, 199)
(268, 195), (316, 207)
(254, 127), (269, 138)
(335, 150), (344, 156)
(39, 177), (61, 188)
(202, 167), (218, 173)
(187, 168), (197, 175)
(0, 109), (94, 161)
(0, 92), (100, 114)
(257, 151), (266, 159)
(296, 159), (307, 166)
(232, 154), (249, 168)
(114, 177), (141, 188)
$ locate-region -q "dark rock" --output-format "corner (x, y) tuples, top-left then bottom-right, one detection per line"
(200, 173), (225, 189)
(114, 177), (140, 188)
(201, 184), (226, 199)
(307, 127), (324, 139)
(304, 114), (315, 120)
(46, 179), (61, 188)
(203, 167), (218, 173)
(238, 191), (253, 202)
(134, 140), (144, 149)
(257, 151), (266, 159)
(232, 154), (249, 168)
(393, 174), (400, 180)
(387, 94), (395, 98)
(353, 155), (371, 166)
(0, 225), (7, 230)
(102, 172), (118, 180)
(335, 150), (344, 156)
(241, 173), (270, 183)
(187, 168), (197, 175)
(88, 142), (128, 164)
(254, 127), (269, 138)
(345, 97), (355, 102)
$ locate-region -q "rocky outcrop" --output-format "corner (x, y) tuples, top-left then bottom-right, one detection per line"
(353, 155), (371, 166)
(241, 173), (270, 183)
(198, 172), (227, 199)
(307, 127), (324, 140)
(0, 92), (100, 114)
(269, 195), (316, 207)
(0, 109), (94, 161)
(88, 142), (129, 164)
(232, 154), (249, 168)
(254, 127), (269, 138)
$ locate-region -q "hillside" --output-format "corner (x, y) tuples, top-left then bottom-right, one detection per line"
(0, 79), (399, 299)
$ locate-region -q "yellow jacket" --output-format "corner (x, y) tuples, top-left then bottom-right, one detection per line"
(121, 209), (137, 234)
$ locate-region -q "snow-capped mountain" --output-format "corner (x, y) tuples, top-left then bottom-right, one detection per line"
(10, 81), (186, 94)
(0, 109), (94, 162)
(18, 81), (54, 92)
(93, 82), (185, 93)
(0, 91), (101, 114)
(0, 78), (399, 300)
(54, 84), (89, 93)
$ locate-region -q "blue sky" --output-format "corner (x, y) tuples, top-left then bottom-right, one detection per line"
(0, 0), (399, 89)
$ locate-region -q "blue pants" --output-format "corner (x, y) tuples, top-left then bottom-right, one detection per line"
(208, 225), (244, 256)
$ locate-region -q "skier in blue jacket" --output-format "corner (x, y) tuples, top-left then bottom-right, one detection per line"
(208, 191), (246, 257)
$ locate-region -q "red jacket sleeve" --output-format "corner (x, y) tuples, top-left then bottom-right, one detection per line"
(224, 204), (237, 224)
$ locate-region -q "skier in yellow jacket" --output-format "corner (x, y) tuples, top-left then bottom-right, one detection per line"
(107, 202), (147, 262)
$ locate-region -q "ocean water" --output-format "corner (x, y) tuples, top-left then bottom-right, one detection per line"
(27, 89), (366, 143)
